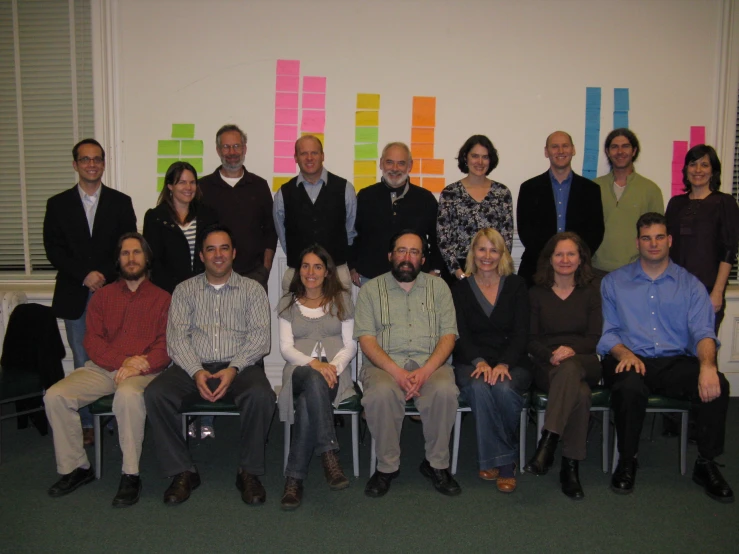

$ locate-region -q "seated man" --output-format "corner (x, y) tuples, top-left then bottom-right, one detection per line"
(45, 232), (171, 507)
(598, 212), (733, 503)
(144, 224), (274, 506)
(355, 230), (460, 497)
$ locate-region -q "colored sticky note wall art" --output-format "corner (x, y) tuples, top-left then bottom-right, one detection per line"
(409, 96), (445, 192)
(582, 87), (601, 180)
(353, 93), (381, 191)
(671, 125), (705, 197)
(613, 88), (629, 129)
(156, 124), (203, 191)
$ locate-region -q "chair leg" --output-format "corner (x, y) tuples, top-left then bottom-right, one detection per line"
(601, 409), (610, 474)
(283, 422), (290, 473)
(93, 415), (102, 480)
(452, 410), (461, 475)
(519, 407), (527, 470)
(680, 411), (688, 475)
(370, 437), (377, 476)
(351, 413), (359, 478)
(612, 430), (619, 473)
(181, 415), (187, 439)
(536, 410), (545, 442)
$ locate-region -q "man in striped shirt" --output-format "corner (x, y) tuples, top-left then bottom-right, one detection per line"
(144, 223), (275, 506)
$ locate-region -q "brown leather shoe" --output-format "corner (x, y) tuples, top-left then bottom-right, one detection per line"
(479, 468), (500, 481)
(82, 428), (94, 446)
(235, 470), (266, 505)
(163, 470), (200, 505)
(496, 465), (517, 493)
(280, 477), (303, 511)
(322, 450), (349, 490)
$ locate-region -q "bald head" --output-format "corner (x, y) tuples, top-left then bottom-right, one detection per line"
(546, 131), (574, 148)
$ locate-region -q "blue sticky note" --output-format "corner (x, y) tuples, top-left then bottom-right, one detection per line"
(614, 88), (629, 111)
(613, 111), (629, 129)
(583, 151), (599, 166)
(586, 87), (602, 108)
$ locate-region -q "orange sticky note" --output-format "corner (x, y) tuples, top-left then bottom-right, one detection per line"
(421, 177), (446, 193)
(412, 96), (436, 127)
(272, 176), (292, 192)
(411, 127), (435, 144)
(411, 143), (434, 160)
(409, 163), (421, 176)
(354, 176), (377, 191)
(421, 159), (444, 175)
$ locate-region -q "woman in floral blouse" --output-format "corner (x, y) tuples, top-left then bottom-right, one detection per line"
(437, 135), (513, 284)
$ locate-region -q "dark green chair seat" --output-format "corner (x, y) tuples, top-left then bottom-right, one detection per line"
(532, 386), (610, 410)
(89, 394), (114, 414)
(181, 399), (239, 413)
(335, 393), (362, 413)
(647, 395), (690, 410)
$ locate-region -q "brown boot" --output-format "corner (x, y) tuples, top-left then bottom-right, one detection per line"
(322, 450), (349, 490)
(280, 477), (303, 511)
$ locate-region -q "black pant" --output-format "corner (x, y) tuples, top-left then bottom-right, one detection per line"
(144, 363), (276, 477)
(602, 355), (729, 460)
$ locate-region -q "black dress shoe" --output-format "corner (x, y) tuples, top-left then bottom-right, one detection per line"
(280, 477), (304, 511)
(365, 469), (400, 498)
(611, 457), (638, 495)
(163, 470), (201, 506)
(48, 466), (95, 497)
(236, 470), (266, 505)
(692, 458), (734, 503)
(112, 474), (141, 508)
(524, 430), (560, 475)
(419, 459), (462, 496)
(560, 457), (584, 501)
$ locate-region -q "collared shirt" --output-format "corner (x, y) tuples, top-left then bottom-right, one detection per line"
(383, 178), (410, 205)
(549, 169), (573, 233)
(273, 167), (357, 252)
(353, 271), (458, 368)
(83, 279), (171, 373)
(77, 183), (101, 234)
(597, 260), (716, 358)
(167, 271), (270, 377)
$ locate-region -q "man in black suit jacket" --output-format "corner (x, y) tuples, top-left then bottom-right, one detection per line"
(516, 131), (604, 286)
(43, 138), (137, 439)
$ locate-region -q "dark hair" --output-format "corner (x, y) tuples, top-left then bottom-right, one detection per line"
(533, 232), (593, 288)
(115, 232), (152, 278)
(72, 138), (105, 162)
(281, 244), (349, 321)
(682, 144), (721, 192)
(388, 229), (428, 256)
(456, 135), (499, 174)
(636, 212), (667, 237)
(215, 124), (247, 147)
(604, 128), (640, 168)
(156, 161), (203, 224)
(294, 134), (324, 156)
(200, 223), (234, 250)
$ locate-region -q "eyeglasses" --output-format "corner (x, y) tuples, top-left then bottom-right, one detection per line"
(394, 248), (422, 257)
(77, 156), (104, 165)
(219, 143), (244, 152)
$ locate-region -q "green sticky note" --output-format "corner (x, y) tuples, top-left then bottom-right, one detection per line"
(157, 157), (179, 173)
(354, 143), (378, 160)
(181, 140), (203, 156)
(157, 176), (165, 192)
(181, 157), (203, 173)
(157, 140), (180, 156)
(355, 127), (379, 144)
(171, 123), (195, 139)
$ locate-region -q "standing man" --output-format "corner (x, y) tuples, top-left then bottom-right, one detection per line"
(45, 233), (171, 507)
(199, 124), (276, 290)
(516, 131), (604, 286)
(598, 213), (733, 503)
(355, 230), (460, 498)
(592, 128), (664, 273)
(43, 138), (137, 444)
(273, 135), (356, 293)
(350, 142), (442, 286)
(144, 224), (275, 506)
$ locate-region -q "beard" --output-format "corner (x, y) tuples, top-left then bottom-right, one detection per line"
(383, 170), (409, 188)
(120, 264), (147, 281)
(220, 154), (244, 173)
(391, 261), (421, 283)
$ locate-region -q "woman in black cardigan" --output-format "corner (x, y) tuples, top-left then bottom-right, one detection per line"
(452, 228), (531, 494)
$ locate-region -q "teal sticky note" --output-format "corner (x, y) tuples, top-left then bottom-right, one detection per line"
(157, 140), (180, 156)
(181, 157), (203, 173)
(354, 143), (378, 160)
(355, 127), (379, 144)
(180, 140), (203, 156)
(157, 176), (165, 192)
(171, 123), (195, 139)
(157, 158), (179, 173)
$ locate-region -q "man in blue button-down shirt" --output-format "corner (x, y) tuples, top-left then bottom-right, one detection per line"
(598, 212), (732, 503)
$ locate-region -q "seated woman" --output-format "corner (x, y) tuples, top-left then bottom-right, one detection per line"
(277, 244), (357, 510)
(452, 228), (531, 493)
(524, 232), (602, 500)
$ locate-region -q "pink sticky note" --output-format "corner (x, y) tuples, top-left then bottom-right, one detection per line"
(275, 109), (299, 125)
(303, 76), (326, 94)
(301, 110), (326, 133)
(276, 92), (298, 109)
(274, 141), (294, 157)
(276, 75), (299, 92)
(689, 126), (705, 148)
(274, 125), (298, 142)
(302, 93), (326, 110)
(274, 157), (296, 174)
(276, 59), (300, 76)
(673, 140), (688, 163)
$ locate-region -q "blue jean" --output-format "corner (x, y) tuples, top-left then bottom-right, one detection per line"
(284, 365), (338, 480)
(456, 363), (531, 470)
(64, 301), (93, 429)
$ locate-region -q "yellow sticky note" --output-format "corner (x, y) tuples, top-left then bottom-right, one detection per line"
(354, 160), (377, 176)
(301, 132), (324, 147)
(356, 111), (379, 127)
(354, 176), (377, 191)
(356, 93), (380, 110)
(272, 176), (292, 192)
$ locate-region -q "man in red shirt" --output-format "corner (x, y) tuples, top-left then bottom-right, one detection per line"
(44, 232), (171, 507)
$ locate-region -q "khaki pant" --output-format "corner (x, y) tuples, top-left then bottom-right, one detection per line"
(44, 361), (156, 475)
(281, 263), (352, 295)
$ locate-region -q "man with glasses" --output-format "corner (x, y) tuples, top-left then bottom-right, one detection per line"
(354, 230), (461, 498)
(43, 138), (137, 445)
(199, 124), (277, 290)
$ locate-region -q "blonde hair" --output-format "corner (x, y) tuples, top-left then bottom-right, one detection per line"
(464, 228), (514, 277)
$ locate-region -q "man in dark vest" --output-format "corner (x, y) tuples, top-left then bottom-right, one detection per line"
(273, 135), (356, 293)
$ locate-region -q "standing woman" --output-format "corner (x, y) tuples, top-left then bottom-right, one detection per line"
(452, 228), (531, 493)
(666, 144), (739, 332)
(437, 135), (513, 285)
(524, 232), (602, 500)
(277, 244), (357, 510)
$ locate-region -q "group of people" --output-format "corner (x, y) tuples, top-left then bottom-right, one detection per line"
(38, 123), (736, 511)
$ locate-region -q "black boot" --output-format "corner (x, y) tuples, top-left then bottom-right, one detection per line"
(560, 457), (584, 500)
(524, 430), (560, 475)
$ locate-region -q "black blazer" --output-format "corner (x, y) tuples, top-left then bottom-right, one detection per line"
(516, 171), (604, 286)
(142, 202), (218, 294)
(43, 185), (137, 320)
